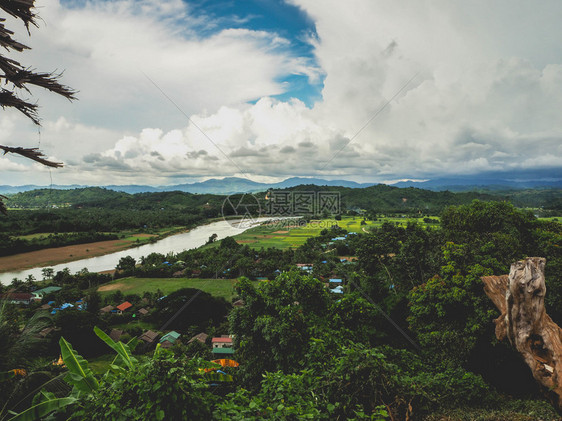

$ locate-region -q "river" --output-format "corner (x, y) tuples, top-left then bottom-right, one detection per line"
(0, 217), (281, 285)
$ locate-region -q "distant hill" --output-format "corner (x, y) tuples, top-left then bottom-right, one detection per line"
(392, 169), (562, 191)
(5, 183), (561, 213)
(4, 187), (129, 208)
(0, 177), (373, 196)
(0, 170), (559, 196)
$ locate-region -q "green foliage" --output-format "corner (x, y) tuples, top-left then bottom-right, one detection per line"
(70, 354), (215, 421)
(408, 244), (497, 365)
(58, 337), (99, 394)
(440, 200), (537, 272)
(93, 327), (137, 371)
(230, 273), (332, 385)
(215, 369), (390, 421)
(7, 392), (76, 421)
(115, 256), (136, 277)
(152, 288), (230, 331)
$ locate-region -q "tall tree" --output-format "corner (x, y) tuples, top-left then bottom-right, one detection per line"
(0, 0), (76, 213)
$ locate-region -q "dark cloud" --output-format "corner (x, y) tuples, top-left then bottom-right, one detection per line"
(230, 147), (264, 157)
(280, 146), (296, 153)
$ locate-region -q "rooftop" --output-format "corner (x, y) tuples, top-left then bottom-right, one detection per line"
(139, 330), (159, 343)
(160, 331), (181, 344)
(212, 348), (234, 355)
(212, 337), (233, 343)
(116, 301), (133, 311)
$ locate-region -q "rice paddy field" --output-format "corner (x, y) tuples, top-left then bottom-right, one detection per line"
(232, 215), (440, 249)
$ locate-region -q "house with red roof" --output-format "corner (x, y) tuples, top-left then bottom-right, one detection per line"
(212, 337), (233, 348)
(0, 292), (32, 305)
(116, 301), (133, 314)
(212, 336), (234, 356)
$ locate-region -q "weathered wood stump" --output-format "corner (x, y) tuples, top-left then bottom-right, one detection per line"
(482, 257), (562, 413)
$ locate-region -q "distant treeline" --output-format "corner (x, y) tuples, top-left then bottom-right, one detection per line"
(0, 208), (210, 235)
(283, 183), (562, 214)
(0, 231), (119, 257)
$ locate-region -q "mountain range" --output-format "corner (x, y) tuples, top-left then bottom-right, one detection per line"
(1, 171), (561, 195)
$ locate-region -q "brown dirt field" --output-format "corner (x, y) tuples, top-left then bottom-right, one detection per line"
(0, 239), (137, 273)
(273, 230), (289, 234)
(236, 240), (257, 244)
(98, 282), (132, 292)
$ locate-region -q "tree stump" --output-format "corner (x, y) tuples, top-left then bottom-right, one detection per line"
(482, 257), (562, 413)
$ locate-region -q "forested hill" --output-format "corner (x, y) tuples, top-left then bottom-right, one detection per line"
(284, 184), (562, 214)
(5, 187), (128, 208)
(4, 188), (226, 211)
(4, 184), (562, 214)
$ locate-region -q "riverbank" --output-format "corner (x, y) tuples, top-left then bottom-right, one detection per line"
(0, 236), (152, 273)
(0, 227), (188, 273)
(0, 217), (280, 284)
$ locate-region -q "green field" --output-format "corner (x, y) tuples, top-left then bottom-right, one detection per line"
(232, 216), (440, 249)
(98, 277), (249, 301)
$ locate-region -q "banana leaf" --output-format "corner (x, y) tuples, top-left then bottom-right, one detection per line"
(59, 337), (98, 393)
(93, 326), (137, 370)
(7, 396), (76, 421)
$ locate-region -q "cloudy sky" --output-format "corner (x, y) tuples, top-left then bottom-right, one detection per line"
(1, 0), (561, 186)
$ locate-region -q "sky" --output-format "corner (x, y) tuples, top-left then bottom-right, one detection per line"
(1, 0), (562, 186)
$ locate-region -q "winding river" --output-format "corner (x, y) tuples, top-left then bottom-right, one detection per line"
(0, 218), (279, 285)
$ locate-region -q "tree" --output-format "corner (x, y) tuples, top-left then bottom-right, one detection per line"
(115, 255), (136, 276)
(41, 267), (54, 281)
(0, 0), (76, 213)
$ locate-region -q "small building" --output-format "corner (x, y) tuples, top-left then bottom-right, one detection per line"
(296, 263), (313, 273)
(116, 301), (133, 314)
(159, 331), (181, 349)
(36, 327), (55, 338)
(0, 292), (33, 305)
(139, 330), (159, 344)
(31, 286), (62, 301)
(188, 332), (208, 345)
(233, 299), (244, 307)
(137, 308), (149, 316)
(330, 285), (344, 294)
(212, 337), (233, 349)
(329, 278), (343, 285)
(109, 329), (124, 342)
(212, 347), (234, 356)
(99, 305), (114, 314)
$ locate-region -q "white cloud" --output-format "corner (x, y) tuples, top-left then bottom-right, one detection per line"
(2, 0), (562, 185)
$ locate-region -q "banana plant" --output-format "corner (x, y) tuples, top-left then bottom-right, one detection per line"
(7, 337), (95, 420)
(7, 391), (76, 421)
(93, 326), (138, 372)
(58, 337), (98, 396)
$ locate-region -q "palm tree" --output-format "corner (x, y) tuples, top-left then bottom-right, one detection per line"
(0, 0), (76, 214)
(0, 300), (56, 412)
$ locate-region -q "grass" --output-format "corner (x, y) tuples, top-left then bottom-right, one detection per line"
(89, 353), (115, 375)
(98, 277), (248, 301)
(232, 215), (440, 249)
